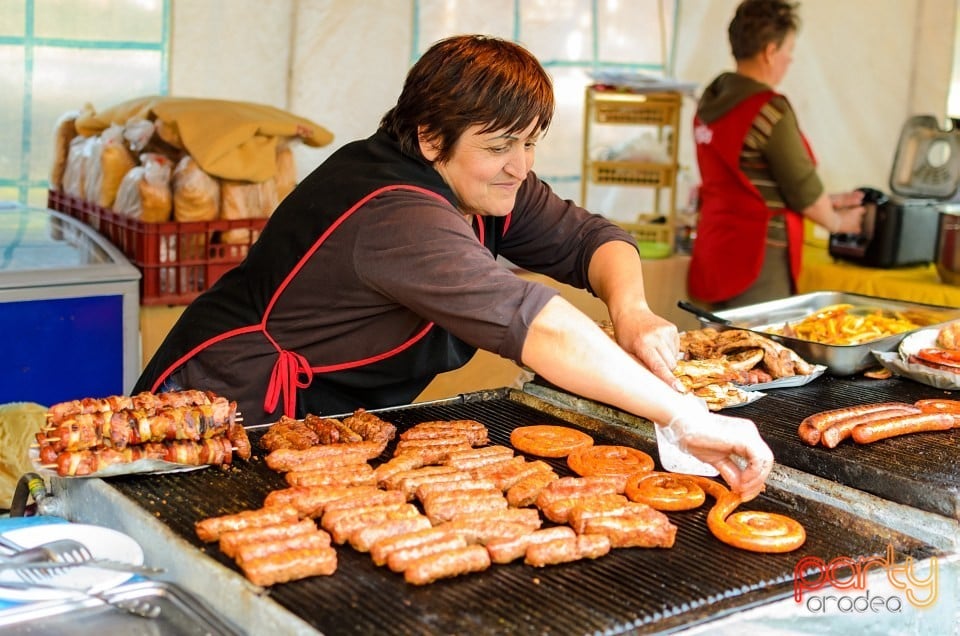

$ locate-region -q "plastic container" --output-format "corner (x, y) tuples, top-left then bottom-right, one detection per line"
(48, 190), (266, 305)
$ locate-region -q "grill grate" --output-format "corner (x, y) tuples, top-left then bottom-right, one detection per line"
(105, 391), (936, 635)
(728, 375), (960, 520)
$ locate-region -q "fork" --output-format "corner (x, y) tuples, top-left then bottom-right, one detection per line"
(0, 535), (94, 564)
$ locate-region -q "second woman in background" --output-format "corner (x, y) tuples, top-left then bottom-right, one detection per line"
(688, 0), (865, 309)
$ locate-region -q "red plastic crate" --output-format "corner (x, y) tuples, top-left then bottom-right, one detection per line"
(48, 189), (266, 306)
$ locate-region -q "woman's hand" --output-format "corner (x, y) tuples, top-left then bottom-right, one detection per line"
(613, 308), (684, 392)
(828, 190), (867, 234)
(661, 396), (774, 501)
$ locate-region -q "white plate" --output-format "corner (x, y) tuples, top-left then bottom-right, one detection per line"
(898, 328), (941, 359)
(0, 524), (143, 601)
(872, 351), (960, 391)
(739, 364), (828, 391)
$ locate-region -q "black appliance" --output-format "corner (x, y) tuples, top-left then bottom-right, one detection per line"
(829, 115), (960, 268)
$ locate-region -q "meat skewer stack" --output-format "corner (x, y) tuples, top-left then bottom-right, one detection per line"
(35, 390), (252, 476)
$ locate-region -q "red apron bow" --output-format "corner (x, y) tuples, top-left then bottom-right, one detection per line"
(264, 349), (314, 418)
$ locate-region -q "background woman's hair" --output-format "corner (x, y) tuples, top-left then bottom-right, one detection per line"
(728, 0), (800, 61)
(380, 34), (554, 163)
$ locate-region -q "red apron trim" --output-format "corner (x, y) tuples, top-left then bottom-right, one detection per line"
(263, 184), (449, 319)
(147, 324), (262, 393)
(311, 321), (436, 373)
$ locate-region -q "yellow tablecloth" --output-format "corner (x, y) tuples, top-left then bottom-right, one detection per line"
(798, 244), (960, 307)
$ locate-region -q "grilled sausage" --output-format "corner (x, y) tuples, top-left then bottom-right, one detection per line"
(387, 534), (469, 573)
(219, 519), (319, 558)
(850, 413), (955, 444)
(195, 505), (300, 543)
(235, 530), (332, 565)
(820, 405), (922, 448)
(403, 544), (491, 585)
(798, 402), (916, 446)
(285, 463), (377, 488)
(914, 399), (960, 417)
(263, 485), (380, 518)
(524, 533), (612, 567)
(486, 526), (576, 564)
(349, 516), (433, 553)
(240, 546), (338, 586)
(370, 527), (458, 566)
(422, 492), (509, 525)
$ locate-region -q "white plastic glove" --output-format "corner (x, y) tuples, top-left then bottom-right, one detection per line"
(658, 394), (774, 501)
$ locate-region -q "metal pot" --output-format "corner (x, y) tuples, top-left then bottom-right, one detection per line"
(936, 207), (960, 285)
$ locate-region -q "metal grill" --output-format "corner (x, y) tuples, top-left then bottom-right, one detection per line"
(104, 390), (937, 635)
(728, 375), (960, 520)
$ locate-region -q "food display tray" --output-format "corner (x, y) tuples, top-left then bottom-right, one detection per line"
(0, 580), (243, 635)
(696, 291), (960, 375)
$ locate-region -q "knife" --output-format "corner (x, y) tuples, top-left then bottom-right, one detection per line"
(0, 559), (165, 576)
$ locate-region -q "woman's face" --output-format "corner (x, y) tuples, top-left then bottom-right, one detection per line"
(768, 30), (796, 86)
(421, 121), (540, 217)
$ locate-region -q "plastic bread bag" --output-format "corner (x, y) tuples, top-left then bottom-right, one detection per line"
(219, 177), (278, 244)
(123, 117), (156, 153)
(84, 124), (136, 208)
(173, 155), (220, 222)
(50, 110), (80, 190)
(113, 152), (173, 222)
(62, 135), (95, 199)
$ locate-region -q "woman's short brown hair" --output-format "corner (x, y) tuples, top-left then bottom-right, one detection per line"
(380, 35), (554, 164)
(728, 0), (800, 61)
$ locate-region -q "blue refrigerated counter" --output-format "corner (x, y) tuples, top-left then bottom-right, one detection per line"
(0, 203), (140, 406)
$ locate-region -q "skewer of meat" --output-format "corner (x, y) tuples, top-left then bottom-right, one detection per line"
(40, 402), (238, 452)
(47, 390), (227, 423)
(48, 437), (235, 476)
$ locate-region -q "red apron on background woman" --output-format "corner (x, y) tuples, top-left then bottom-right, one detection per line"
(688, 90), (812, 303)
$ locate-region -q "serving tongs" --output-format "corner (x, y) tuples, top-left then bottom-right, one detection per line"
(0, 578), (162, 619)
(0, 558), (165, 580)
(676, 301), (733, 326)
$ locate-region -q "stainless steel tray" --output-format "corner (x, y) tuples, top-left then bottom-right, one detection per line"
(695, 291), (960, 375)
(0, 580), (244, 635)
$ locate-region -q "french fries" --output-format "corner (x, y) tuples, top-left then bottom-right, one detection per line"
(770, 304), (922, 345)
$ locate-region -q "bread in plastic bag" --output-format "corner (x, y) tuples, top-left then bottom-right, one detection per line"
(62, 135), (95, 199)
(114, 152), (174, 222)
(220, 177), (278, 244)
(173, 156), (220, 222)
(84, 124), (136, 208)
(50, 111), (79, 191)
(275, 143), (297, 202)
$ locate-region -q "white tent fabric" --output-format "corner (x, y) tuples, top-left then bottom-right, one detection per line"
(169, 0), (956, 208)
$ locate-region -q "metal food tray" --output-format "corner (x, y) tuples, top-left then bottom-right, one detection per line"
(696, 291), (960, 375)
(0, 580), (244, 635)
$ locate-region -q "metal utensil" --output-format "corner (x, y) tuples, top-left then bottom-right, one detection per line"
(0, 558), (165, 580)
(0, 535), (93, 565)
(676, 300), (733, 326)
(0, 578), (161, 619)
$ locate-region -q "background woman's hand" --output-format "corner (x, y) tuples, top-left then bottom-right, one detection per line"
(613, 308), (683, 392)
(829, 190), (867, 234)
